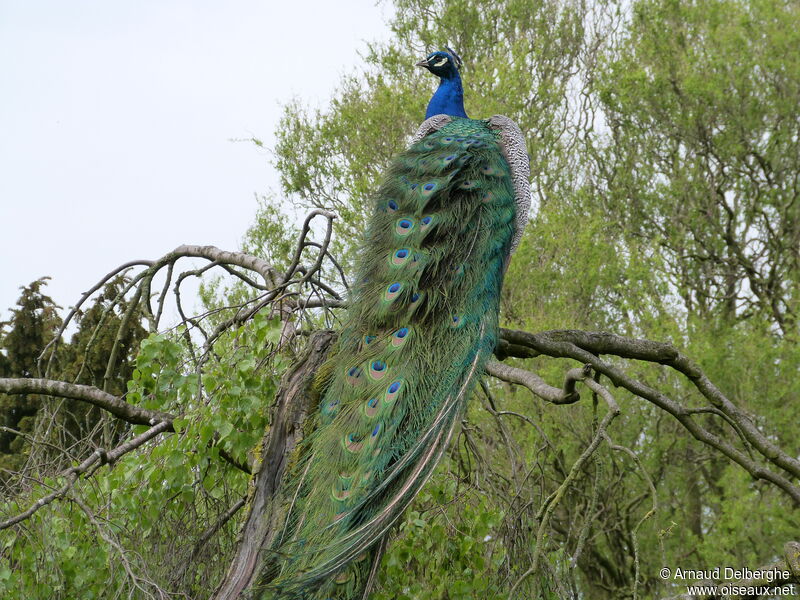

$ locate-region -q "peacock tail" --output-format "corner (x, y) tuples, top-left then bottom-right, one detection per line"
(252, 116), (518, 600)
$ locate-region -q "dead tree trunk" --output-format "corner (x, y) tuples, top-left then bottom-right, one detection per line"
(213, 330), (334, 600)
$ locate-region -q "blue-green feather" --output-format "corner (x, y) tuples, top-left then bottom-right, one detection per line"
(256, 117), (515, 599)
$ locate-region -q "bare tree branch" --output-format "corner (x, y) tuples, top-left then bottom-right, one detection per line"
(485, 359), (582, 404)
(498, 328), (800, 505)
(0, 422), (171, 530)
(506, 329), (800, 480)
(170, 245), (279, 288)
(0, 378), (173, 426)
(508, 370), (621, 598)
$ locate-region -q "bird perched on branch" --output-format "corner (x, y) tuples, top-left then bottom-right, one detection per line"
(256, 48), (530, 599)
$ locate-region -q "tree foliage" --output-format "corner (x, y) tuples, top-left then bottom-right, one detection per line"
(1, 0), (798, 598)
(0, 279), (62, 474)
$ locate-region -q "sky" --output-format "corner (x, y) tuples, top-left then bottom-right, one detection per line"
(0, 1), (390, 326)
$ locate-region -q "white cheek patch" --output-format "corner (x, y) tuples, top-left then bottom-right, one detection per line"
(433, 58), (448, 67)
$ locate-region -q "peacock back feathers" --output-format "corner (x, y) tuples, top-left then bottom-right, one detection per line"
(253, 116), (518, 599)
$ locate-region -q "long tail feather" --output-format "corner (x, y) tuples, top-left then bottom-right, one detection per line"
(254, 117), (516, 599)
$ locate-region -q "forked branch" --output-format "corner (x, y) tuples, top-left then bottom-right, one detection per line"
(494, 328), (800, 505)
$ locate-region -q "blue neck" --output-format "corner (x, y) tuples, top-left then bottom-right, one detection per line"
(425, 73), (468, 119)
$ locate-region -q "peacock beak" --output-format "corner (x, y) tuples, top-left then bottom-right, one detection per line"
(415, 58), (432, 68)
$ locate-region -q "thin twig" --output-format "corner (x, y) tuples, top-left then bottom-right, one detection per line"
(0, 422), (170, 530)
(509, 371), (620, 598)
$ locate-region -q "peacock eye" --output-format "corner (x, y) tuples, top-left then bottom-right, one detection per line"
(433, 57), (448, 67)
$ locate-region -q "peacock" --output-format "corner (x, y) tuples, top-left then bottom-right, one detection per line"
(254, 48), (530, 599)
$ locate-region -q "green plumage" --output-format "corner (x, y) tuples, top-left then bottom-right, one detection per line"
(255, 118), (516, 599)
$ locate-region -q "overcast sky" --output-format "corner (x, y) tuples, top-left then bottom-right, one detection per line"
(0, 1), (390, 325)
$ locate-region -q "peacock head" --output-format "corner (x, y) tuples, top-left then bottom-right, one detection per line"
(415, 48), (463, 79)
